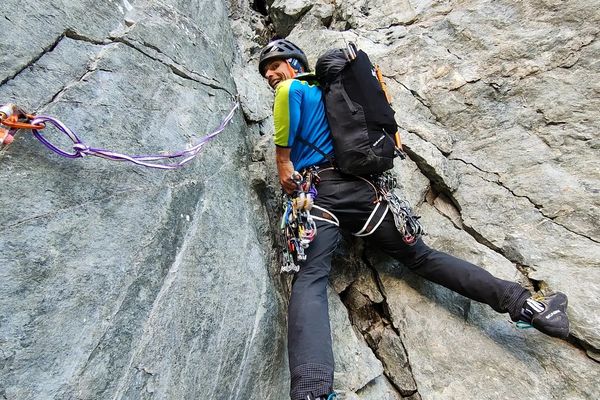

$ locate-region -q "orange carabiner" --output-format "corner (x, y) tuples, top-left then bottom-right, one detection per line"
(1, 114), (45, 130)
(0, 104), (45, 130)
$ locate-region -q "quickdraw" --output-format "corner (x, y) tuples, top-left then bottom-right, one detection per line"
(280, 168), (319, 274)
(0, 101), (239, 170)
(374, 172), (424, 245)
(0, 104), (44, 146)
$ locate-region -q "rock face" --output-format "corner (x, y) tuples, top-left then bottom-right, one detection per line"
(241, 0), (600, 398)
(0, 1), (288, 399)
(1, 1), (599, 400)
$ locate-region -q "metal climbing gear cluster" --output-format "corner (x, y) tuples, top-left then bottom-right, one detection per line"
(374, 172), (425, 245)
(0, 101), (239, 170)
(280, 168), (320, 274)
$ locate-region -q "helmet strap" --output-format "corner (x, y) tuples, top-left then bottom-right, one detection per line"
(285, 60), (298, 78)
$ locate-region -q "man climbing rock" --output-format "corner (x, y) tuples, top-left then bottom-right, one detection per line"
(258, 38), (570, 400)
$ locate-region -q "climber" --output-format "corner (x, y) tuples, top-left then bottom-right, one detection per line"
(258, 39), (570, 400)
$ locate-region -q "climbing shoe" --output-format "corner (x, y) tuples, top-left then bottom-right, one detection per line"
(518, 292), (570, 339)
(306, 393), (336, 400)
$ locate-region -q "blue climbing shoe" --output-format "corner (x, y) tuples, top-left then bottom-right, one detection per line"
(306, 392), (336, 400)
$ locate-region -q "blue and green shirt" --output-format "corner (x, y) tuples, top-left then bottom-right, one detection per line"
(273, 76), (333, 171)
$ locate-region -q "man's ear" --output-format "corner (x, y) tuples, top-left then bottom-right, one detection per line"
(285, 61), (298, 78)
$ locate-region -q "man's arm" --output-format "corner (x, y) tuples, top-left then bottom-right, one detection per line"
(276, 146), (297, 194)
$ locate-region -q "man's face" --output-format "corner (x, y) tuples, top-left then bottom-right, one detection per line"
(264, 59), (296, 89)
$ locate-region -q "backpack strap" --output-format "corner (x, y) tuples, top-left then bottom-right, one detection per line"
(296, 136), (337, 167)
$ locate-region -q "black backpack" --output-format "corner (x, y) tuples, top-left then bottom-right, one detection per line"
(314, 43), (402, 176)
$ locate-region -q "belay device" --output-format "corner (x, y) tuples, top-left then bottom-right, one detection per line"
(315, 42), (405, 176)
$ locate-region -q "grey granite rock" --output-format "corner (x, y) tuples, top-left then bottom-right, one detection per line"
(375, 327), (418, 396)
(356, 375), (403, 399)
(330, 287), (384, 394)
(233, 62), (274, 123)
(374, 204), (600, 400)
(270, 0), (314, 36)
(1, 1), (289, 399)
(453, 163), (600, 350)
(263, 0), (600, 396)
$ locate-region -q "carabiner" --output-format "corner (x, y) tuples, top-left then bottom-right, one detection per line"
(0, 104), (45, 130)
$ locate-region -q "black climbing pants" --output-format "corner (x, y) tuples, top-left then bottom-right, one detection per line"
(287, 168), (531, 400)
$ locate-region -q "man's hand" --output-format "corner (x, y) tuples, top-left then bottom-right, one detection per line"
(280, 169), (298, 194)
(276, 147), (298, 194)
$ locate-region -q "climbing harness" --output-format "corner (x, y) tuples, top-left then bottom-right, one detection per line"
(0, 100), (239, 170)
(278, 168), (423, 272)
(374, 172), (424, 245)
(280, 168), (320, 274)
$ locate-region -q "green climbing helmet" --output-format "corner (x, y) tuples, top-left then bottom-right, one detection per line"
(258, 39), (310, 76)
